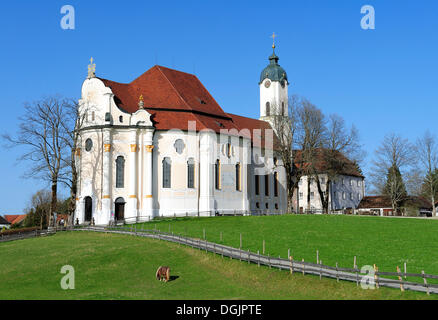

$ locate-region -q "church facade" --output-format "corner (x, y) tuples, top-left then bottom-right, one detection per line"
(74, 48), (290, 225)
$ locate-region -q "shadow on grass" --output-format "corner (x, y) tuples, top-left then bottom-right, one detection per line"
(168, 275), (179, 282)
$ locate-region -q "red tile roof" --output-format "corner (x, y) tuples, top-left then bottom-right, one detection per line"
(227, 113), (278, 149)
(4, 214), (27, 225)
(358, 196), (432, 209)
(357, 196), (393, 209)
(99, 65), (239, 133)
(294, 148), (364, 178)
(98, 65), (278, 148)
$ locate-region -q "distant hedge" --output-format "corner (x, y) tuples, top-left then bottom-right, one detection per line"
(0, 226), (39, 236)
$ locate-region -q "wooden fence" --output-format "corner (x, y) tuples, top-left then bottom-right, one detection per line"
(0, 228), (57, 242)
(75, 225), (438, 296)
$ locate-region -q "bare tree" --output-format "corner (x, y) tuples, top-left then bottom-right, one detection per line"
(269, 95), (298, 212)
(415, 130), (438, 216)
(59, 100), (87, 224)
(2, 97), (73, 226)
(315, 114), (364, 214)
(296, 100), (327, 212)
(370, 133), (414, 213)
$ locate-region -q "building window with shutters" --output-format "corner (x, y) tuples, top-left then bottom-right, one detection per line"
(255, 175), (260, 195)
(162, 157), (171, 188)
(115, 156), (125, 188)
(215, 159), (221, 190)
(187, 158), (195, 189)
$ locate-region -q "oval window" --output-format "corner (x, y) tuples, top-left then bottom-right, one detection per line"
(85, 138), (93, 152)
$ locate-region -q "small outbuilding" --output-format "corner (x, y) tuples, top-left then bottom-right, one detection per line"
(356, 196), (432, 217)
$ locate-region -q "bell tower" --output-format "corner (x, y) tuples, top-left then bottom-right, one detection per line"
(259, 33), (289, 129)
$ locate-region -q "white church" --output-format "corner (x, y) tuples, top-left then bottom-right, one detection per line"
(74, 43), (290, 225)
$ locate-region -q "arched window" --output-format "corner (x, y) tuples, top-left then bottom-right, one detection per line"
(163, 157), (171, 188)
(266, 102), (271, 116)
(215, 159), (221, 190)
(235, 162), (241, 191)
(116, 156), (125, 188)
(187, 158), (195, 189)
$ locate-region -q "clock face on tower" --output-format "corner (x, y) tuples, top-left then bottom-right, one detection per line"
(264, 80), (271, 88)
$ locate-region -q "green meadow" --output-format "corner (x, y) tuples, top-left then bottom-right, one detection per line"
(0, 231), (435, 300)
(134, 214), (438, 281)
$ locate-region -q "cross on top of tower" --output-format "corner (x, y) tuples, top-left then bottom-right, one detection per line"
(271, 32), (277, 50)
(88, 57), (96, 79)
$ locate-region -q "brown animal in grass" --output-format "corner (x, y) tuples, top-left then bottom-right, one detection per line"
(156, 266), (170, 282)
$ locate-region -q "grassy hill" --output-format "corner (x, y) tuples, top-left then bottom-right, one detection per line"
(133, 214), (438, 282)
(0, 230), (436, 299)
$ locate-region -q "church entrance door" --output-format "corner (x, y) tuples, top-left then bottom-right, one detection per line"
(115, 197), (125, 222)
(84, 197), (92, 222)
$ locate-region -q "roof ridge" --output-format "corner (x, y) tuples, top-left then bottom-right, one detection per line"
(155, 65), (193, 111)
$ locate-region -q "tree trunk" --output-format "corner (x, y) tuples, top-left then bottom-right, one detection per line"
(316, 177), (329, 214)
(50, 180), (58, 226)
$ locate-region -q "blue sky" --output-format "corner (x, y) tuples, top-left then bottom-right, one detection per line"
(0, 0), (437, 213)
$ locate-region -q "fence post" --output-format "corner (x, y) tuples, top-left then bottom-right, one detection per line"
(302, 259), (305, 275)
(404, 262), (407, 280)
(287, 249), (290, 260)
(203, 228), (206, 240)
(316, 250), (319, 264)
(248, 250), (250, 264)
(373, 264), (379, 289)
(396, 266), (404, 292)
(319, 261), (322, 280)
(290, 256), (293, 275)
(422, 270), (430, 295)
(257, 250), (260, 267)
(336, 262), (339, 282)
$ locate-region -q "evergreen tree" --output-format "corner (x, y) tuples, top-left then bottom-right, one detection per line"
(383, 165), (407, 213)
